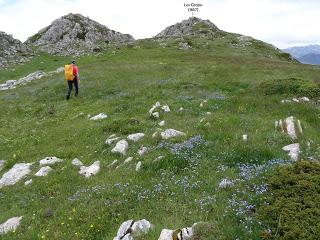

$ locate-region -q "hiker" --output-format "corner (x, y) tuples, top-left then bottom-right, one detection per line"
(65, 60), (80, 100)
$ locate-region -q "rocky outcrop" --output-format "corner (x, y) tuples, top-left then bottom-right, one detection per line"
(0, 163), (33, 188)
(155, 17), (220, 38)
(0, 31), (33, 68)
(0, 216), (23, 234)
(26, 13), (134, 56)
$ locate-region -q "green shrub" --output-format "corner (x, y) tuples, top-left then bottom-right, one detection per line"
(257, 161), (320, 240)
(258, 78), (320, 97)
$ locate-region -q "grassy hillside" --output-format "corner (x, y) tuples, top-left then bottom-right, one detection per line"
(0, 39), (319, 239)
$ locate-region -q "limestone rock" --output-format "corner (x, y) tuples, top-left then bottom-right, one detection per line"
(24, 179), (33, 185)
(90, 113), (108, 120)
(79, 161), (100, 178)
(26, 13), (134, 56)
(0, 163), (33, 188)
(135, 161), (142, 172)
(124, 157), (133, 164)
(161, 105), (170, 112)
(138, 146), (148, 156)
(161, 129), (186, 140)
(0, 216), (22, 234)
(149, 102), (170, 118)
(112, 140), (129, 155)
(72, 158), (83, 166)
(39, 156), (63, 165)
(127, 133), (145, 142)
(106, 134), (120, 145)
(275, 116), (302, 140)
(113, 219), (153, 240)
(153, 156), (164, 163)
(0, 31), (33, 69)
(159, 121), (165, 127)
(108, 160), (118, 168)
(282, 143), (300, 161)
(155, 17), (220, 38)
(35, 166), (53, 177)
(158, 226), (194, 240)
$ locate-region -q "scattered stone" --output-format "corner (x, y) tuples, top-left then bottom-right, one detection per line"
(0, 163), (33, 188)
(152, 112), (160, 118)
(159, 121), (165, 126)
(39, 156), (63, 165)
(72, 158), (83, 166)
(138, 146), (148, 156)
(108, 160), (118, 168)
(161, 129), (186, 140)
(206, 112), (212, 115)
(153, 156), (164, 163)
(200, 118), (206, 123)
(124, 157), (133, 164)
(161, 105), (170, 112)
(152, 131), (159, 138)
(219, 178), (234, 188)
(281, 99), (292, 103)
(179, 107), (184, 111)
(0, 160), (5, 171)
(300, 96), (310, 102)
(112, 140), (129, 155)
(106, 134), (120, 145)
(200, 100), (207, 107)
(79, 161), (100, 178)
(292, 98), (299, 103)
(276, 116), (302, 140)
(282, 143), (300, 161)
(24, 179), (33, 185)
(90, 113), (108, 120)
(35, 166), (53, 177)
(243, 134), (248, 142)
(149, 102), (170, 118)
(0, 216), (22, 234)
(127, 133), (145, 142)
(136, 161), (142, 172)
(113, 219), (153, 240)
(158, 225), (194, 240)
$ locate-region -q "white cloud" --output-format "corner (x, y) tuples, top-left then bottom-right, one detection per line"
(0, 0), (319, 48)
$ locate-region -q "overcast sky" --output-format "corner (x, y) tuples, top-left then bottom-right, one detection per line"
(0, 0), (319, 48)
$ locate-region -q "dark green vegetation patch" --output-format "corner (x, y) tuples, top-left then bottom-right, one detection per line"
(257, 161), (320, 240)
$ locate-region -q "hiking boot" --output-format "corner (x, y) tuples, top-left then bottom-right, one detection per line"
(66, 95), (70, 100)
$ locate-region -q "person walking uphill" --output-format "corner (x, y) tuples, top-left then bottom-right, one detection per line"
(65, 60), (80, 100)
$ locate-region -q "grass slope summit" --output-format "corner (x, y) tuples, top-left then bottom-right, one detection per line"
(0, 27), (320, 239)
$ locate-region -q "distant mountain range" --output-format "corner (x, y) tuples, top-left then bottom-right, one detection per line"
(283, 44), (320, 65)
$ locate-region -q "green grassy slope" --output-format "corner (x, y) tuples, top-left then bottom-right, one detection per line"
(0, 40), (319, 239)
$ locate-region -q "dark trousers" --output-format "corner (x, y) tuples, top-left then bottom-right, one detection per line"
(67, 78), (78, 97)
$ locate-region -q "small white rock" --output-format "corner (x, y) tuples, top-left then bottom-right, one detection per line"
(108, 160), (118, 167)
(179, 107), (184, 111)
(106, 135), (120, 145)
(39, 157), (63, 165)
(161, 105), (170, 112)
(138, 146), (148, 156)
(24, 179), (33, 185)
(0, 216), (22, 234)
(242, 134), (248, 142)
(136, 161), (142, 172)
(112, 140), (129, 155)
(300, 96), (310, 102)
(282, 143), (300, 161)
(152, 112), (160, 118)
(152, 131), (159, 138)
(206, 112), (212, 115)
(153, 156), (164, 162)
(35, 166), (53, 177)
(113, 219), (153, 240)
(124, 157), (133, 164)
(127, 133), (145, 142)
(72, 158), (83, 166)
(79, 161), (100, 178)
(285, 116), (297, 140)
(292, 98), (299, 103)
(158, 121), (165, 126)
(90, 113), (108, 121)
(161, 129), (186, 140)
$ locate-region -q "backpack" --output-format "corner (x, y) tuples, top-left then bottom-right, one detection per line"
(64, 64), (74, 81)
